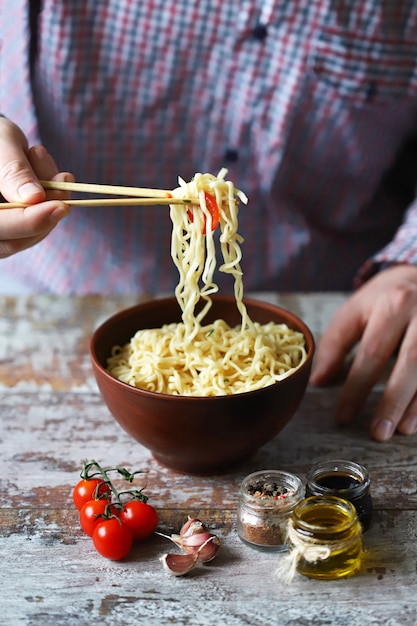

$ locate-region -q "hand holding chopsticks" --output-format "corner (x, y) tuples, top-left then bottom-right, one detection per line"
(0, 179), (198, 209)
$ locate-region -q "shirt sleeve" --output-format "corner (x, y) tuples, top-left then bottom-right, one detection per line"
(355, 196), (417, 286)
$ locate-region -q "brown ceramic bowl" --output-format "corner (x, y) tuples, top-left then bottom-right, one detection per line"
(90, 296), (315, 475)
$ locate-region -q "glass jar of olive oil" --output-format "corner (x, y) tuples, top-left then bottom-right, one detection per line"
(288, 495), (363, 580)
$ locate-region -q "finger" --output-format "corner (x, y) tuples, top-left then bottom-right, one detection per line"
(335, 302), (408, 426)
(0, 230), (55, 257)
(28, 146), (73, 187)
(0, 129), (45, 204)
(369, 320), (417, 441)
(50, 170), (75, 196)
(397, 396), (417, 436)
(310, 298), (364, 386)
(27, 145), (59, 178)
(0, 200), (70, 256)
(27, 147), (75, 203)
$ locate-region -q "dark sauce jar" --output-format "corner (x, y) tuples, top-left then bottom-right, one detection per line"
(305, 459), (373, 531)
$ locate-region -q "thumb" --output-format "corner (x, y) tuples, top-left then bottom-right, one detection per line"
(0, 121), (45, 203)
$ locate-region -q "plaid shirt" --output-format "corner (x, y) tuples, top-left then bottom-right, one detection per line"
(1, 0), (417, 294)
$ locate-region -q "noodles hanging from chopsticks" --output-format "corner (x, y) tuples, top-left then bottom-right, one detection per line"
(107, 170), (307, 396)
(169, 170), (250, 341)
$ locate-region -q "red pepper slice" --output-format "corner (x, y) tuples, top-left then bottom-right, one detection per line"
(187, 192), (219, 234)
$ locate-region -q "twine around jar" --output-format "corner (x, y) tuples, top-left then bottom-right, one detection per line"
(274, 519), (362, 584)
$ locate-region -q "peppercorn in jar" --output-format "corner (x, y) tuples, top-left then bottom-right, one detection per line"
(237, 470), (304, 551)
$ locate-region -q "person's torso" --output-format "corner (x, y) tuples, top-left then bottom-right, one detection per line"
(2, 0), (417, 293)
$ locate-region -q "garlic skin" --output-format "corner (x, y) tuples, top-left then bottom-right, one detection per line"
(195, 535), (221, 562)
(180, 517), (208, 537)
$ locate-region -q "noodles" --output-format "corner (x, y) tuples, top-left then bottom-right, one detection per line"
(169, 170), (250, 338)
(107, 319), (306, 396)
(107, 170), (307, 396)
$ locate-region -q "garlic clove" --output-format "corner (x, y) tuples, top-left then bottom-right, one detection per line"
(180, 517), (208, 537)
(175, 532), (221, 562)
(196, 534), (221, 563)
(158, 519), (221, 568)
(180, 532), (213, 550)
(160, 552), (198, 576)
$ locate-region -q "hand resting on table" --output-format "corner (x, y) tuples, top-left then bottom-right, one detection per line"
(311, 264), (417, 442)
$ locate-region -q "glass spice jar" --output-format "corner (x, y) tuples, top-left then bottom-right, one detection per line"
(237, 470), (305, 551)
(287, 495), (363, 580)
(305, 459), (373, 531)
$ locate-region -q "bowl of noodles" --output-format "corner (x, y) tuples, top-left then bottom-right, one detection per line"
(90, 295), (314, 474)
(90, 170), (314, 474)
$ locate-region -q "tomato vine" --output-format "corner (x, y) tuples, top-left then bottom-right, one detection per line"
(73, 459), (158, 560)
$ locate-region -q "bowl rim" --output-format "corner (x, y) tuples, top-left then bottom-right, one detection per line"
(89, 295), (315, 402)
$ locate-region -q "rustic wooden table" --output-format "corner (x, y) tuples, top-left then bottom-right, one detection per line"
(1, 293), (417, 626)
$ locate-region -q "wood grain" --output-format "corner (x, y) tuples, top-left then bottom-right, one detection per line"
(1, 293), (417, 626)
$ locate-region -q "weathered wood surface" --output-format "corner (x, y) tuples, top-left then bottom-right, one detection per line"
(1, 293), (417, 626)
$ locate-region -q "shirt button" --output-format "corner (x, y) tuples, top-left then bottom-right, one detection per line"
(224, 148), (239, 162)
(251, 23), (268, 41)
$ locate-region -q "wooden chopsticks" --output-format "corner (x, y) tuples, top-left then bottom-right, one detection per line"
(1, 197), (192, 208)
(40, 180), (175, 198)
(0, 179), (199, 209)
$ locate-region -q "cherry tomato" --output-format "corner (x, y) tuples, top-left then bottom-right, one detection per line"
(79, 499), (115, 537)
(119, 500), (158, 541)
(93, 517), (133, 560)
(72, 478), (111, 511)
(187, 192), (220, 234)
